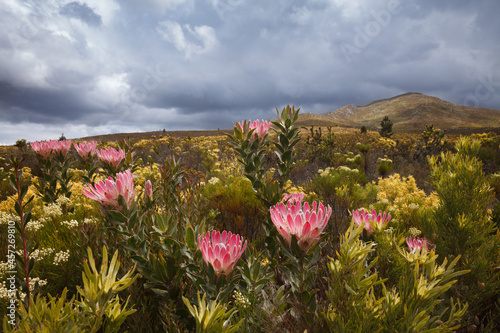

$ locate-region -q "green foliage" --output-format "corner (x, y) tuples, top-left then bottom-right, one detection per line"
(377, 157), (393, 176)
(3, 289), (80, 333)
(310, 166), (373, 212)
(379, 116), (394, 138)
(325, 224), (469, 332)
(3, 247), (137, 333)
(489, 172), (500, 198)
(203, 175), (265, 239)
(355, 142), (370, 153)
(361, 125), (367, 134)
(76, 247), (137, 318)
(227, 119), (270, 193)
(307, 126), (336, 147)
(182, 293), (243, 333)
(14, 139), (27, 150)
(414, 124), (448, 160)
(227, 105), (301, 234)
(427, 137), (500, 329)
(234, 252), (274, 331)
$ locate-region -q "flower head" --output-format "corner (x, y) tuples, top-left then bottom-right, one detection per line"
(144, 180), (153, 200)
(82, 170), (136, 209)
(53, 140), (72, 156)
(352, 209), (391, 236)
(198, 230), (247, 276)
(406, 237), (430, 253)
(97, 147), (125, 169)
(74, 141), (97, 161)
(30, 139), (72, 159)
(270, 199), (332, 251)
(30, 140), (54, 159)
(236, 119), (272, 142)
(249, 120), (271, 141)
(282, 193), (305, 204)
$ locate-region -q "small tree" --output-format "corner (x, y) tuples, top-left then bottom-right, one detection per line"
(14, 138), (27, 150)
(379, 116), (393, 138)
(360, 125), (367, 134)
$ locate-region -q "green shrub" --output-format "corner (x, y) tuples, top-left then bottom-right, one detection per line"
(203, 176), (266, 240)
(309, 166), (376, 246)
(377, 157), (393, 176)
(427, 137), (500, 330)
(379, 116), (394, 138)
(324, 224), (468, 332)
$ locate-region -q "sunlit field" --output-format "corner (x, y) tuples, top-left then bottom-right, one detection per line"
(1, 106), (499, 332)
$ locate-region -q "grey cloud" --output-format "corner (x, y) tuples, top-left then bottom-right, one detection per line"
(0, 0), (499, 145)
(59, 2), (102, 27)
(0, 81), (104, 123)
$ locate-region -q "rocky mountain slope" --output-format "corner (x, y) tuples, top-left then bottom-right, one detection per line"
(296, 92), (500, 132)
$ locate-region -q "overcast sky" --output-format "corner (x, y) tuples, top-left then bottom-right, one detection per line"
(1, 0), (499, 145)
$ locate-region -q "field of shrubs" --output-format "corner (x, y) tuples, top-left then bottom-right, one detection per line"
(0, 105), (499, 332)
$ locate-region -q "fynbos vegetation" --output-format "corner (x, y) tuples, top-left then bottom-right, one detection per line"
(0, 106), (499, 332)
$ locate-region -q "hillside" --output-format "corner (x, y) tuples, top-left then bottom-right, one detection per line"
(296, 92), (500, 132)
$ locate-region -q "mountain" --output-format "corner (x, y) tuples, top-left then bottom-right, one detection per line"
(296, 92), (500, 132)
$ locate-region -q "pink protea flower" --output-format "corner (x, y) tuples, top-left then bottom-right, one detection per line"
(282, 193), (305, 204)
(97, 147), (125, 169)
(82, 169), (136, 209)
(74, 141), (97, 161)
(198, 230), (247, 276)
(236, 119), (272, 142)
(406, 237), (430, 253)
(248, 120), (271, 141)
(270, 200), (332, 251)
(30, 140), (54, 159)
(352, 209), (391, 236)
(144, 180), (153, 200)
(53, 139), (72, 156)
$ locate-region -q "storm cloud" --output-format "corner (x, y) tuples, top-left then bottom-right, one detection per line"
(0, 0), (499, 144)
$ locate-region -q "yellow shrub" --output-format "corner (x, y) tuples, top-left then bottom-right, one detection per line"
(375, 173), (439, 229)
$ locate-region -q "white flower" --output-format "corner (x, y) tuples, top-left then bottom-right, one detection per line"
(409, 203), (419, 210)
(26, 218), (47, 232)
(233, 290), (251, 309)
(61, 219), (79, 228)
(53, 250), (70, 265)
(43, 203), (63, 218)
(0, 212), (18, 226)
(56, 195), (72, 207)
(208, 177), (220, 185)
(83, 218), (98, 225)
(17, 248), (54, 261)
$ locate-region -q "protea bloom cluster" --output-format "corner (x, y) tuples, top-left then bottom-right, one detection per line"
(30, 140), (54, 159)
(352, 209), (391, 236)
(406, 237), (430, 253)
(30, 139), (72, 159)
(237, 119), (272, 142)
(198, 230), (247, 276)
(53, 140), (72, 156)
(282, 193), (305, 204)
(74, 141), (97, 161)
(270, 197), (332, 251)
(97, 147), (125, 169)
(82, 169), (136, 210)
(248, 120), (272, 141)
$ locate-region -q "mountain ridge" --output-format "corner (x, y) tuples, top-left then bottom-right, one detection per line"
(296, 92), (500, 132)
